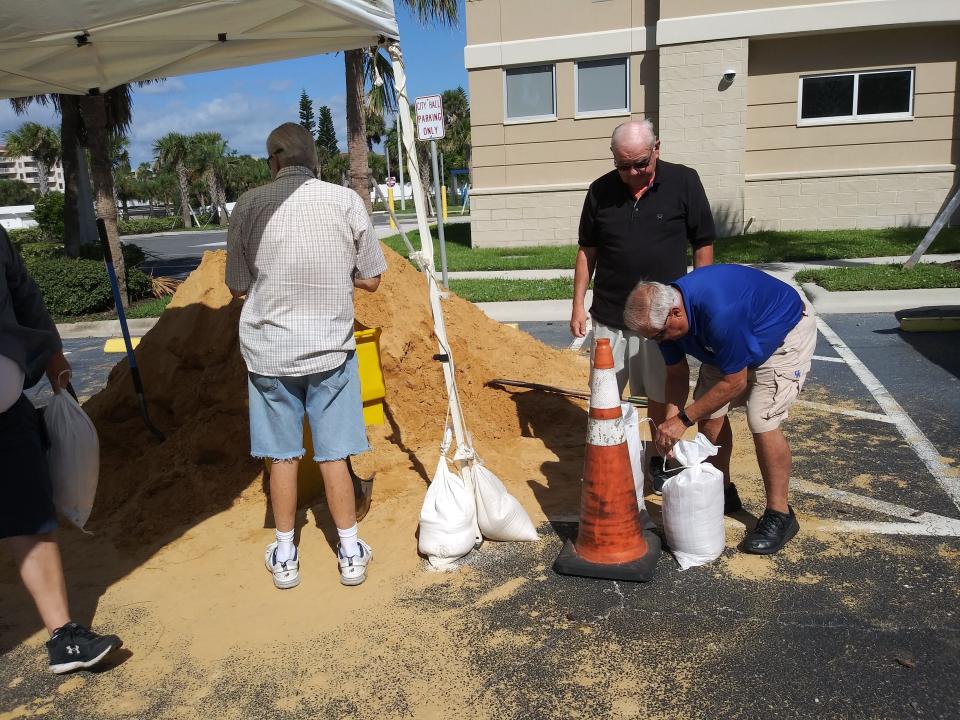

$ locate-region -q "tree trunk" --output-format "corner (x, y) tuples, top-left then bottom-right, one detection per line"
(175, 161), (191, 228)
(36, 160), (50, 195)
(60, 96), (82, 257)
(345, 49), (371, 212)
(79, 94), (127, 308)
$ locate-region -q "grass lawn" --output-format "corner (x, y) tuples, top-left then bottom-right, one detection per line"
(794, 262), (960, 291)
(448, 278), (575, 303)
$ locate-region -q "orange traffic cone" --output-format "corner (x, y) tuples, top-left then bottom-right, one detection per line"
(553, 338), (661, 581)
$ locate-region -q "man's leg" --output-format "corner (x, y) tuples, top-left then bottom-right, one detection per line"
(698, 416), (733, 485)
(268, 458), (300, 538)
(4, 533), (70, 634)
(752, 428), (791, 514)
(318, 459), (356, 530)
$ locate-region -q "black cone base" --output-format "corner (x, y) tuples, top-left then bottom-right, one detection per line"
(553, 529), (661, 582)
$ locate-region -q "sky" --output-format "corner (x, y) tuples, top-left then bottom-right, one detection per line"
(0, 3), (468, 167)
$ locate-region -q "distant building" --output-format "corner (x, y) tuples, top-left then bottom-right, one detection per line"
(0, 144), (65, 193)
(464, 0), (960, 246)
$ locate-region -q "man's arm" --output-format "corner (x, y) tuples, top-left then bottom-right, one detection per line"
(663, 357), (691, 420)
(655, 367), (746, 457)
(570, 245), (597, 337)
(353, 275), (381, 293)
(224, 201), (251, 297)
(692, 243), (713, 269)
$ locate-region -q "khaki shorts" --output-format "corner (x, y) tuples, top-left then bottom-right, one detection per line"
(592, 319), (666, 403)
(693, 303), (817, 434)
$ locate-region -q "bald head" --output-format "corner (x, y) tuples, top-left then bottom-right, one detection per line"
(610, 119), (656, 153)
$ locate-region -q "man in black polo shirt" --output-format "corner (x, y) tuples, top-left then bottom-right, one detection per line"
(571, 119), (715, 492)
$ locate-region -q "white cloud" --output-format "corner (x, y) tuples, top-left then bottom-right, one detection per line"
(0, 100), (59, 138)
(268, 79), (292, 92)
(137, 78), (186, 95)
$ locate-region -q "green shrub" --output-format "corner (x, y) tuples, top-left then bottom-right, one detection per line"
(27, 257), (154, 316)
(31, 191), (65, 240)
(18, 242), (64, 262)
(8, 227), (45, 246)
(118, 217), (183, 235)
(78, 241), (146, 268)
(0, 179), (39, 206)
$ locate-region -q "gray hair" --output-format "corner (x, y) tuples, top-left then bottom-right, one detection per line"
(266, 122), (318, 173)
(623, 281), (677, 334)
(611, 119), (657, 153)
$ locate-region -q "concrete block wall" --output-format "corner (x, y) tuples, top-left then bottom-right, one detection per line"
(469, 190), (585, 247)
(745, 171), (958, 231)
(657, 38), (748, 237)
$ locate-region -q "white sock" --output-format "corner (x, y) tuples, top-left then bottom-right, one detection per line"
(337, 523), (360, 557)
(275, 528), (295, 563)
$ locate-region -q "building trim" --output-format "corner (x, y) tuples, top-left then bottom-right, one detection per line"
(471, 182), (592, 196)
(464, 26), (655, 70)
(745, 164), (956, 182)
(657, 0), (960, 46)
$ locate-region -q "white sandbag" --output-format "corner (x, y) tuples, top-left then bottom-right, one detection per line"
(473, 460), (538, 542)
(621, 403), (646, 514)
(44, 389), (99, 529)
(661, 433), (725, 570)
(418, 457), (477, 566)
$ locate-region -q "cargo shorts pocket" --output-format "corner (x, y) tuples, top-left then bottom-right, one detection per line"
(761, 366), (805, 421)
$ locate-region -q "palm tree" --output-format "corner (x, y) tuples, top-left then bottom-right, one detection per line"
(343, 0), (459, 211)
(153, 132), (193, 228)
(3, 122), (61, 195)
(190, 132), (230, 225)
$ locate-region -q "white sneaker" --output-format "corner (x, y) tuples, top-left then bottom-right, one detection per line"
(338, 539), (373, 586)
(265, 541), (300, 589)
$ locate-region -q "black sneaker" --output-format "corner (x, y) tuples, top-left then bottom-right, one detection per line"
(742, 506), (799, 555)
(724, 483), (743, 514)
(46, 622), (123, 674)
(649, 456), (669, 495)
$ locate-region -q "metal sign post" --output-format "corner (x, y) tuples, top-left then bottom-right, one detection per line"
(415, 94), (448, 286)
(395, 111), (406, 210)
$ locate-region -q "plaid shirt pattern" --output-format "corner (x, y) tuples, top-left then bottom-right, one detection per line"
(226, 166), (387, 376)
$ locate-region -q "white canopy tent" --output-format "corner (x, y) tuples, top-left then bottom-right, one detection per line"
(0, 1), (525, 556)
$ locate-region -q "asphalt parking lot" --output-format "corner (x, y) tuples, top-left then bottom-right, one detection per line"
(14, 311), (960, 718)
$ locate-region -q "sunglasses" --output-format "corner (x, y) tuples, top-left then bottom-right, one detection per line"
(614, 157), (653, 172)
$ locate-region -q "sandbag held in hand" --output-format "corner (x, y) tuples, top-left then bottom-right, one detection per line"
(473, 460), (538, 542)
(661, 433), (725, 570)
(418, 457), (477, 565)
(44, 389), (100, 529)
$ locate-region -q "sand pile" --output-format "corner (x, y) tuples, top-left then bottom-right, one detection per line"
(84, 246), (588, 540)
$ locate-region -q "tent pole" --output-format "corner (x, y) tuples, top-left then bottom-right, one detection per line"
(387, 42), (473, 464)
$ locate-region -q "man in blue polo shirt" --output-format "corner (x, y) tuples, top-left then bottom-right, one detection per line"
(623, 265), (817, 554)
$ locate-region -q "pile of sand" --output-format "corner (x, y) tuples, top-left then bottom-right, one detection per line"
(83, 246), (588, 540)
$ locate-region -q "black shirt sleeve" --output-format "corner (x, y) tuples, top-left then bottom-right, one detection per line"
(578, 183), (598, 247)
(684, 168), (716, 249)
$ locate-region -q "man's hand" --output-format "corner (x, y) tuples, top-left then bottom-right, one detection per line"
(353, 275), (381, 293)
(570, 304), (587, 337)
(655, 414), (687, 458)
(46, 350), (71, 392)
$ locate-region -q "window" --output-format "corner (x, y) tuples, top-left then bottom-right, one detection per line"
(505, 64), (556, 122)
(576, 57), (629, 116)
(799, 69), (913, 124)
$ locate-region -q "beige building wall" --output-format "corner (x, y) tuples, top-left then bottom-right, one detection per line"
(745, 26), (959, 230)
(658, 37), (748, 237)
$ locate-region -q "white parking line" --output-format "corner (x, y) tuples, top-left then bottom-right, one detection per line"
(816, 317), (960, 513)
(813, 354), (845, 363)
(792, 399), (895, 424)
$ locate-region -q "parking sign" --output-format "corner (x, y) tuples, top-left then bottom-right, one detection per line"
(415, 95), (445, 141)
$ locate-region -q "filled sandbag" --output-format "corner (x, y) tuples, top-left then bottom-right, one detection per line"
(661, 433), (725, 570)
(473, 460), (538, 542)
(44, 389), (100, 529)
(418, 456), (477, 566)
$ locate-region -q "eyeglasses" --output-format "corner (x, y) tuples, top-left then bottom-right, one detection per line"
(652, 314), (671, 343)
(614, 156), (653, 172)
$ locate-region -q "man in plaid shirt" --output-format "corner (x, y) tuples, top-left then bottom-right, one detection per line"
(227, 122), (387, 588)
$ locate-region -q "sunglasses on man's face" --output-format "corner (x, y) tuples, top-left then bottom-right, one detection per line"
(615, 157), (653, 172)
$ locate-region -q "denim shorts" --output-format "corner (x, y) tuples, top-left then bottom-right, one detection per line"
(247, 352), (369, 462)
(0, 394), (58, 539)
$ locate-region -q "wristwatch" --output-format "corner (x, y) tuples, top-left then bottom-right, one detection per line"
(677, 408), (694, 427)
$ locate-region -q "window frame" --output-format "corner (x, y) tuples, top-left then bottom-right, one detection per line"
(503, 63), (557, 125)
(796, 67), (914, 127)
(574, 55), (631, 119)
